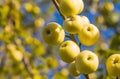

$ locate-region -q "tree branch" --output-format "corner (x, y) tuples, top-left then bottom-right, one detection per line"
(52, 0), (90, 79)
(23, 52), (34, 79)
(116, 76), (119, 79)
(52, 0), (66, 20)
(0, 53), (6, 70)
(85, 74), (90, 79)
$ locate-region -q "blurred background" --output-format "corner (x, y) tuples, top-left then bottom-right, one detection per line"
(0, 0), (120, 79)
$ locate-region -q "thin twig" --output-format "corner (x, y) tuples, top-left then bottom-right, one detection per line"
(116, 76), (119, 79)
(52, 0), (78, 43)
(69, 34), (77, 43)
(85, 74), (90, 79)
(79, 42), (82, 50)
(0, 53), (6, 70)
(23, 52), (34, 79)
(65, 35), (71, 38)
(52, 0), (66, 20)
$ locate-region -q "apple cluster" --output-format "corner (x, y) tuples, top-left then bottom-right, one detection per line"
(41, 0), (101, 77)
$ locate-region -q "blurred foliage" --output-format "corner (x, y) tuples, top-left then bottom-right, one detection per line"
(0, 0), (120, 79)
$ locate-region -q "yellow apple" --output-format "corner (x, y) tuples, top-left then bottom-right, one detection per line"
(10, 50), (23, 62)
(106, 54), (120, 76)
(68, 61), (80, 77)
(24, 3), (33, 12)
(104, 2), (114, 12)
(32, 5), (41, 15)
(95, 15), (105, 24)
(78, 24), (100, 46)
(63, 15), (90, 34)
(42, 22), (65, 45)
(75, 50), (99, 74)
(58, 40), (80, 63)
(34, 18), (44, 28)
(59, 0), (84, 16)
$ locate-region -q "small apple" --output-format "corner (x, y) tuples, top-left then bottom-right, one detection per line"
(68, 61), (80, 77)
(58, 40), (80, 63)
(59, 0), (84, 16)
(63, 15), (90, 34)
(75, 50), (99, 74)
(42, 22), (65, 45)
(46, 56), (58, 69)
(10, 50), (23, 62)
(24, 3), (33, 12)
(103, 2), (114, 12)
(106, 54), (120, 76)
(98, 2), (114, 14)
(78, 24), (100, 46)
(95, 15), (105, 24)
(105, 12), (119, 26)
(34, 18), (44, 28)
(32, 5), (41, 15)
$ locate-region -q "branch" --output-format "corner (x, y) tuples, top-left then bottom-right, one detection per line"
(69, 34), (77, 43)
(116, 76), (119, 79)
(65, 35), (71, 38)
(0, 53), (6, 70)
(52, 0), (66, 20)
(23, 52), (34, 79)
(85, 74), (90, 79)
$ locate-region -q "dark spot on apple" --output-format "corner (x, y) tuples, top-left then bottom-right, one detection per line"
(87, 27), (90, 31)
(113, 58), (119, 64)
(46, 30), (51, 35)
(87, 56), (92, 60)
(61, 43), (67, 47)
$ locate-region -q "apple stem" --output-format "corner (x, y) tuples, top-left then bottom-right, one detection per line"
(85, 74), (90, 79)
(116, 76), (119, 79)
(79, 43), (82, 49)
(69, 34), (77, 43)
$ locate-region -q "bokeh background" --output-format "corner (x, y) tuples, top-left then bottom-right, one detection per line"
(0, 0), (120, 79)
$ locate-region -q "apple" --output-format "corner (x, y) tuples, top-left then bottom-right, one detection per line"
(103, 2), (114, 12)
(105, 12), (119, 26)
(75, 50), (99, 74)
(46, 56), (58, 69)
(24, 3), (33, 12)
(59, 0), (84, 16)
(42, 22), (65, 45)
(106, 54), (120, 76)
(10, 50), (23, 62)
(34, 18), (44, 28)
(95, 15), (105, 24)
(68, 61), (80, 77)
(32, 5), (41, 15)
(99, 2), (114, 14)
(63, 15), (90, 34)
(78, 24), (100, 46)
(58, 40), (80, 63)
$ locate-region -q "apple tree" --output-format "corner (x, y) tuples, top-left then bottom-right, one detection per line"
(0, 0), (120, 79)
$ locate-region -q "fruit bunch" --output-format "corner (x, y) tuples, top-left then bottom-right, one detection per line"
(41, 0), (100, 77)
(41, 0), (120, 78)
